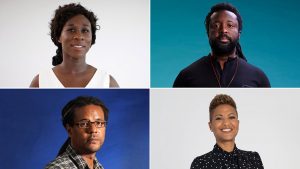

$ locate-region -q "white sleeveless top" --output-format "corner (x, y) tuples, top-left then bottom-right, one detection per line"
(39, 68), (110, 88)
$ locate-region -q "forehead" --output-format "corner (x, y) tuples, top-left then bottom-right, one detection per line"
(64, 14), (91, 27)
(210, 10), (238, 23)
(73, 104), (104, 121)
(212, 104), (237, 116)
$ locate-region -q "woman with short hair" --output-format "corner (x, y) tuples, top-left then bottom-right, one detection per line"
(191, 94), (264, 169)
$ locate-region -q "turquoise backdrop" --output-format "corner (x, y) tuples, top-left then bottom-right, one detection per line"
(151, 0), (300, 87)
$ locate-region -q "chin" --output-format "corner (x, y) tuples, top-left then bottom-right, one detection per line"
(216, 134), (235, 141)
(71, 53), (86, 59)
(86, 145), (101, 153)
(220, 136), (236, 142)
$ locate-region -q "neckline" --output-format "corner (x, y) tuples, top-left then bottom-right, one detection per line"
(209, 54), (237, 62)
(51, 68), (98, 88)
(66, 144), (100, 169)
(210, 55), (239, 87)
(213, 143), (238, 156)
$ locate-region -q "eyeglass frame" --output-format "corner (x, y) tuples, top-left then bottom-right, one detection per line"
(74, 120), (107, 129)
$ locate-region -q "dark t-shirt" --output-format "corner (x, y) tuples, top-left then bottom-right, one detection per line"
(191, 144), (264, 169)
(173, 55), (270, 87)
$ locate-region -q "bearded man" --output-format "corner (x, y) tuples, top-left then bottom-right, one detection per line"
(173, 3), (270, 87)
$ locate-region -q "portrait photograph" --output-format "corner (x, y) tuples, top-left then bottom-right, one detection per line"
(151, 0), (300, 87)
(0, 0), (149, 88)
(0, 89), (149, 169)
(150, 89), (300, 168)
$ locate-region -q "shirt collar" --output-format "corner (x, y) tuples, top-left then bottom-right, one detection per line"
(213, 143), (239, 158)
(209, 53), (238, 63)
(66, 144), (104, 169)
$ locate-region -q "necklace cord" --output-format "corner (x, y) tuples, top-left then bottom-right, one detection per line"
(210, 56), (239, 87)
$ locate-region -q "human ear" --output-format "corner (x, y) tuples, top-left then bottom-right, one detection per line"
(208, 122), (212, 132)
(66, 124), (73, 137)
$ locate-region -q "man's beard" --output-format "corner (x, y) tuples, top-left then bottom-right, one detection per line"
(209, 34), (238, 57)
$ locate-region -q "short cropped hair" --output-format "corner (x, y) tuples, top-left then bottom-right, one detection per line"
(209, 94), (237, 121)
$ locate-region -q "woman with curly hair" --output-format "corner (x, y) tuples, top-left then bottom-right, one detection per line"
(30, 3), (119, 88)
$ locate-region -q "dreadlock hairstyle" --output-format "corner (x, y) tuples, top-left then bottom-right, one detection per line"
(205, 3), (247, 61)
(50, 3), (99, 66)
(57, 96), (109, 156)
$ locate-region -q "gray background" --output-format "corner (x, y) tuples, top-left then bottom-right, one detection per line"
(0, 0), (149, 88)
(151, 89), (300, 168)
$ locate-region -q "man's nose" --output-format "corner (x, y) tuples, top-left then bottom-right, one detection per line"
(219, 24), (228, 33)
(88, 122), (99, 133)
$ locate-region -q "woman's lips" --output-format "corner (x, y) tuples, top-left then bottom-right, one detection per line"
(73, 45), (84, 48)
(221, 128), (232, 132)
(71, 44), (86, 48)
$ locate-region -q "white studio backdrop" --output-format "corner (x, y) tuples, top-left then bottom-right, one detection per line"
(0, 0), (149, 88)
(150, 89), (300, 169)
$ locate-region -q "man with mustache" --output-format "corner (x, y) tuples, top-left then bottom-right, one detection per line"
(46, 96), (108, 169)
(173, 3), (270, 87)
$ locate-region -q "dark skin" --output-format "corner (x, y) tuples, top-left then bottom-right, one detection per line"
(30, 14), (119, 88)
(208, 10), (240, 70)
(66, 105), (106, 169)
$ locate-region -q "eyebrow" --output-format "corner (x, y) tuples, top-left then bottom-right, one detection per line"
(66, 23), (91, 27)
(214, 112), (236, 117)
(78, 118), (105, 121)
(211, 20), (236, 24)
(214, 114), (223, 117)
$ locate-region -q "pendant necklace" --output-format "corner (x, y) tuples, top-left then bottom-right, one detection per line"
(210, 55), (239, 87)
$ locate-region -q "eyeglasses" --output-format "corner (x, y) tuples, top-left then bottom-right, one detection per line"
(75, 120), (107, 128)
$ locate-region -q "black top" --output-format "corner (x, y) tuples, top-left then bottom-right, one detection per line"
(173, 55), (270, 87)
(191, 144), (264, 169)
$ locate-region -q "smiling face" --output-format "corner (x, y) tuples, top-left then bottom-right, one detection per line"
(58, 14), (92, 60)
(209, 104), (239, 144)
(66, 104), (106, 155)
(208, 10), (240, 56)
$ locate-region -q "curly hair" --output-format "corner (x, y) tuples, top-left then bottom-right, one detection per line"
(58, 96), (108, 156)
(209, 94), (237, 121)
(50, 3), (98, 66)
(205, 3), (246, 61)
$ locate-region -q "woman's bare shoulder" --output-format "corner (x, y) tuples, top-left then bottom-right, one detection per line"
(30, 74), (39, 88)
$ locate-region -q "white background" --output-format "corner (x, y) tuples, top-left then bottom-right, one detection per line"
(151, 89), (300, 169)
(0, 0), (149, 88)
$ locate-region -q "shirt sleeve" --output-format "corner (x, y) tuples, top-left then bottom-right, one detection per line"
(258, 71), (271, 87)
(254, 152), (264, 169)
(173, 70), (186, 87)
(190, 157), (204, 169)
(45, 163), (63, 169)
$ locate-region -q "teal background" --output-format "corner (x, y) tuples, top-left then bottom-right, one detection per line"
(151, 0), (300, 87)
